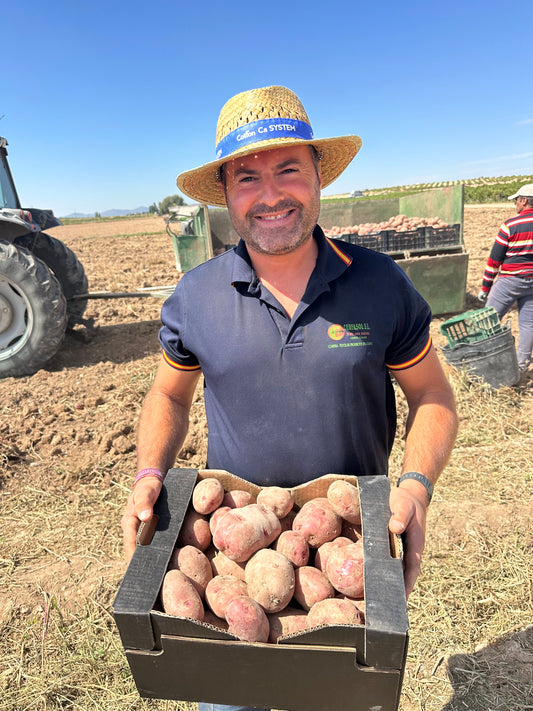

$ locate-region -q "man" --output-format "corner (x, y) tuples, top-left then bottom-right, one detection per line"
(478, 183), (533, 374)
(122, 85), (456, 622)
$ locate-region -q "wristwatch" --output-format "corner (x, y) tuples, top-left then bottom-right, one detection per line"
(397, 471), (434, 504)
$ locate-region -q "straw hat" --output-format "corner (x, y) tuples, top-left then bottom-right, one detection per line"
(176, 85), (362, 207)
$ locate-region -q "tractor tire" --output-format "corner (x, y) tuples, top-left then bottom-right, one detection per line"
(15, 232), (89, 328)
(0, 241), (67, 378)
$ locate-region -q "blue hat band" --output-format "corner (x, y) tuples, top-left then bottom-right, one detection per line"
(216, 118), (314, 160)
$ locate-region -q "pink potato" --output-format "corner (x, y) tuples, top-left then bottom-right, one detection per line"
(222, 490), (255, 508)
(314, 537), (352, 572)
(210, 550), (247, 581)
(256, 486), (294, 518)
(225, 596), (270, 643)
(209, 506), (232, 535)
(273, 530), (309, 567)
(325, 541), (364, 598)
(245, 548), (295, 613)
(307, 598), (363, 629)
(176, 509), (211, 551)
(213, 504), (281, 562)
(192, 478), (225, 515)
(168, 545), (213, 596)
(293, 566), (335, 611)
(268, 607), (308, 643)
(161, 569), (204, 621)
(204, 575), (248, 619)
(292, 498), (342, 548)
(327, 480), (361, 524)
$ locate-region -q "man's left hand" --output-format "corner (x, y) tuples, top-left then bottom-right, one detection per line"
(388, 486), (428, 598)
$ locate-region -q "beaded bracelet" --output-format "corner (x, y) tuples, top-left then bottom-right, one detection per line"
(133, 468), (165, 487)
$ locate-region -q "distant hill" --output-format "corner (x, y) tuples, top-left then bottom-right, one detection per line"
(62, 206), (149, 218)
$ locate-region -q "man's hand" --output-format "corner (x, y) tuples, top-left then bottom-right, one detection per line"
(120, 478), (163, 562)
(388, 485), (428, 598)
(477, 289), (488, 302)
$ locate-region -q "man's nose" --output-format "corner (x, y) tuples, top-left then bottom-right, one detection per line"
(257, 175), (284, 205)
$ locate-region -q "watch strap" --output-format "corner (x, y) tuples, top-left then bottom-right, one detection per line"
(397, 471), (434, 504)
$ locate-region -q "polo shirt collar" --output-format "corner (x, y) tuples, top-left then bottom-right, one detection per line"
(230, 225), (353, 291)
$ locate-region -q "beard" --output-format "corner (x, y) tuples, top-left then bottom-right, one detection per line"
(228, 193), (321, 256)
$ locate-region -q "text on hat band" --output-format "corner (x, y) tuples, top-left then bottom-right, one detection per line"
(215, 118), (314, 160)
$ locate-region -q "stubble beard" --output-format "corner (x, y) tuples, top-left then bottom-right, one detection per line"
(229, 194), (321, 256)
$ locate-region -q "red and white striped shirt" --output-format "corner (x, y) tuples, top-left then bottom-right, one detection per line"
(481, 208), (533, 292)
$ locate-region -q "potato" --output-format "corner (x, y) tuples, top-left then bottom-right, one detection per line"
(225, 596), (270, 643)
(176, 509), (211, 551)
(209, 505), (232, 535)
(245, 548), (295, 613)
(327, 480), (361, 524)
(314, 537), (352, 572)
(168, 545), (213, 596)
(325, 541), (364, 598)
(222, 489), (255, 508)
(161, 569), (204, 621)
(273, 530), (309, 567)
(256, 486), (294, 518)
(307, 598), (363, 628)
(213, 504), (281, 562)
(293, 566), (335, 611)
(192, 477), (225, 515)
(292, 498), (342, 547)
(268, 607), (308, 643)
(210, 550), (246, 581)
(204, 575), (248, 619)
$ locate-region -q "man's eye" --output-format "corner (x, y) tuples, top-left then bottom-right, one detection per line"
(238, 175), (255, 183)
(282, 167), (298, 174)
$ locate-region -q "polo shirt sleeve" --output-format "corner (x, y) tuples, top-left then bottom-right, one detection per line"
(158, 282), (201, 371)
(384, 261), (432, 371)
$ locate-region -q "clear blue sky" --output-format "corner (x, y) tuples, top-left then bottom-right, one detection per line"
(2, 0), (531, 217)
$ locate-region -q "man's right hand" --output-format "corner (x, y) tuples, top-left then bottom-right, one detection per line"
(121, 478), (163, 562)
(477, 289), (488, 302)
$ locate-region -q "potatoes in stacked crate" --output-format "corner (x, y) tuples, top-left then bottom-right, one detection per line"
(160, 478), (365, 643)
(324, 214), (449, 237)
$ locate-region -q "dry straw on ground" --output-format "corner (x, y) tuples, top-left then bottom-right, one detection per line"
(1, 208), (532, 711)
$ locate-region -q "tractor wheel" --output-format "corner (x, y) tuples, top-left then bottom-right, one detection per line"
(0, 241), (67, 378)
(15, 232), (89, 328)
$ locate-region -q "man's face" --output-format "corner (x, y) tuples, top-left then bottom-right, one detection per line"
(515, 196), (528, 213)
(222, 145), (322, 256)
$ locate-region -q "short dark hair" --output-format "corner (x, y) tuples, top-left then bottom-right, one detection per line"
(525, 196), (533, 208)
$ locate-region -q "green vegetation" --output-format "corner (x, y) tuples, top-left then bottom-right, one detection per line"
(322, 174), (533, 205)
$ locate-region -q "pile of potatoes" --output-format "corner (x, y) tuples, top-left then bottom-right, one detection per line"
(324, 214), (449, 237)
(160, 478), (366, 644)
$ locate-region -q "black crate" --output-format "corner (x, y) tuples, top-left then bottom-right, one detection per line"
(423, 224), (461, 250)
(385, 228), (426, 253)
(352, 232), (387, 252)
(113, 469), (409, 711)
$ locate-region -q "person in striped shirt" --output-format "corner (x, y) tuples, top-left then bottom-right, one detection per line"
(478, 183), (533, 373)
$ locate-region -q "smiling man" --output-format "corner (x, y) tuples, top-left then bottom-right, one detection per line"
(121, 88), (458, 709)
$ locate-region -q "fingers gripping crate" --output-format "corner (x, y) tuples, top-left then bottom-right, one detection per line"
(440, 306), (502, 348)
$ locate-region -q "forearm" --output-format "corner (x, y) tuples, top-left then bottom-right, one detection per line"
(402, 393), (458, 484)
(136, 387), (191, 473)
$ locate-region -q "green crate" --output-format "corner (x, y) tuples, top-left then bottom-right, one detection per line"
(440, 306), (502, 348)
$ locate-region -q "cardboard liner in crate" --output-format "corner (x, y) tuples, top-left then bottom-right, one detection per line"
(113, 469), (409, 711)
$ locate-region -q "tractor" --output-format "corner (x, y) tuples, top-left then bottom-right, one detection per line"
(0, 136), (88, 377)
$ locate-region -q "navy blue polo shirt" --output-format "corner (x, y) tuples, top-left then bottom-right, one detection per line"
(159, 227), (431, 487)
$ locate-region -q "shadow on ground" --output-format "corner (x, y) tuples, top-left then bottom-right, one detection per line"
(442, 626), (533, 710)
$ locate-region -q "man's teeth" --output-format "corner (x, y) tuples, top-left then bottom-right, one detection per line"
(260, 211), (290, 221)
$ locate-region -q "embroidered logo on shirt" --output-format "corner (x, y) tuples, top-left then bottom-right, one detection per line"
(327, 322), (373, 349)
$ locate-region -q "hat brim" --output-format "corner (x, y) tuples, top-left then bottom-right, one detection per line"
(176, 135), (362, 207)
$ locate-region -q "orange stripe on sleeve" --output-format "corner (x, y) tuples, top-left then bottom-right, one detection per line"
(162, 350), (201, 371)
(386, 335), (432, 371)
